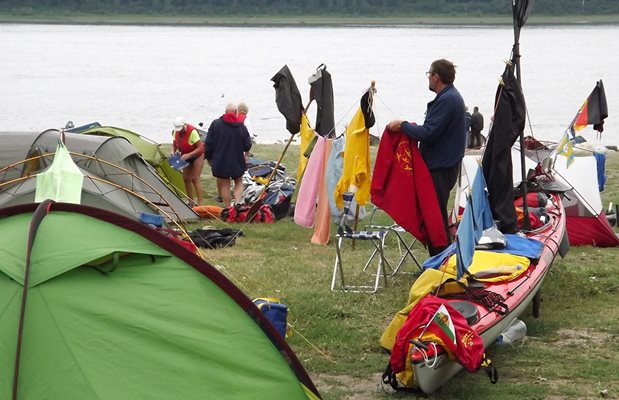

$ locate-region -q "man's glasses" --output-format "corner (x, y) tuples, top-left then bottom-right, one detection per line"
(425, 71), (435, 77)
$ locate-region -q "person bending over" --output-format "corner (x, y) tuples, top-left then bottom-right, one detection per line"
(172, 116), (205, 206)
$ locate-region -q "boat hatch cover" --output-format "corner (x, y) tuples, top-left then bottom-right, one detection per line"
(448, 300), (479, 326)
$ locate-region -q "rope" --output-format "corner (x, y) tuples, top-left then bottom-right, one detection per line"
(411, 341), (439, 369)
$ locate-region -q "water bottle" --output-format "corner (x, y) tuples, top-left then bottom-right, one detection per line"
(496, 319), (527, 345)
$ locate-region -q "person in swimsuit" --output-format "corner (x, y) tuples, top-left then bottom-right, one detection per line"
(172, 116), (205, 206)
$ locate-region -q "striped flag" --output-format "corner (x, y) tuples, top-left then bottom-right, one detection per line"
(422, 304), (457, 353)
(570, 80), (608, 134)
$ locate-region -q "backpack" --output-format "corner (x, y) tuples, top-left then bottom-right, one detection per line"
(188, 228), (242, 249)
(221, 203), (275, 223)
(253, 298), (289, 339)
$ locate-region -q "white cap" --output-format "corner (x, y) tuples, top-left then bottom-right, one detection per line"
(173, 116), (186, 131)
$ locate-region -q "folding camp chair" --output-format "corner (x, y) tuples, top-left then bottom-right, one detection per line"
(331, 192), (391, 293)
(364, 206), (423, 276)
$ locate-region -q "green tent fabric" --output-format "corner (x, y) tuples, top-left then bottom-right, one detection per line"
(0, 202), (321, 400)
(76, 125), (188, 198)
(34, 141), (84, 204)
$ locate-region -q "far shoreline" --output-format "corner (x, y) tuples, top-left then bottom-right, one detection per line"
(1, 13), (619, 27)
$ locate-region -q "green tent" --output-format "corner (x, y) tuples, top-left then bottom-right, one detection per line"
(0, 201), (321, 399)
(72, 124), (188, 198)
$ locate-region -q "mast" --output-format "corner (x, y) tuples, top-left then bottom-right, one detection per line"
(513, 0), (532, 230)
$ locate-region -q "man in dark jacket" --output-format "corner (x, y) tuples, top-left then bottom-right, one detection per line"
(205, 103), (253, 208)
(469, 106), (484, 148)
(387, 58), (467, 255)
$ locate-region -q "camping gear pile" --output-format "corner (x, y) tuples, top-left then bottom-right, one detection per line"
(188, 227), (243, 249)
(242, 157), (296, 220)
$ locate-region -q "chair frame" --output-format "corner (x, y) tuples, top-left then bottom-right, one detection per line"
(331, 228), (391, 293)
(364, 223), (422, 276)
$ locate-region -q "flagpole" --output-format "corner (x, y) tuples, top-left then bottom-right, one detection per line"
(513, 0), (531, 231)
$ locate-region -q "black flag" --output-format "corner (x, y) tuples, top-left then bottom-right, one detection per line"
(271, 65), (303, 135)
(482, 66), (526, 234)
(513, 0), (534, 29)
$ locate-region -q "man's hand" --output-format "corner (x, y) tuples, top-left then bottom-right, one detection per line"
(387, 120), (403, 132)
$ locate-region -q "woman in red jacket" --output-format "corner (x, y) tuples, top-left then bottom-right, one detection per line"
(172, 116), (205, 206)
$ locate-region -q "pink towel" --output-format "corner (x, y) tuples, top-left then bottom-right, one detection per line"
(311, 138), (333, 244)
(294, 136), (326, 228)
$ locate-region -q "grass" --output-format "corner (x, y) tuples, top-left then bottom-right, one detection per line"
(191, 143), (619, 399)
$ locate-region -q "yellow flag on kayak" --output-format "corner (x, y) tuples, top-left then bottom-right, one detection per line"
(556, 131), (574, 169)
(35, 141), (83, 204)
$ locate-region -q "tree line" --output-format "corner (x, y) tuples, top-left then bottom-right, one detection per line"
(3, 0), (619, 17)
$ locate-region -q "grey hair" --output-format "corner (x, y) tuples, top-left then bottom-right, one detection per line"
(225, 103), (238, 113)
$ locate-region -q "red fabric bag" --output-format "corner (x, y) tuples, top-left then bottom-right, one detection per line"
(390, 295), (485, 374)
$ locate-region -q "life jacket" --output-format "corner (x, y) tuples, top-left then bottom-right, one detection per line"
(514, 192), (548, 208)
(174, 123), (199, 154)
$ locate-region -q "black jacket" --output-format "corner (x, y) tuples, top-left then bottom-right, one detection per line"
(205, 115), (252, 178)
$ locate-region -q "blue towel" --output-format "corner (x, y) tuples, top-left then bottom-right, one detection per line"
(492, 234), (544, 259)
(594, 152), (607, 192)
(423, 234), (544, 270)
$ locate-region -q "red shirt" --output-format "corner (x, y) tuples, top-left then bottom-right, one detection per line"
(371, 128), (447, 247)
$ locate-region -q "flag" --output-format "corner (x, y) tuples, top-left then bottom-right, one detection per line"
(570, 80), (608, 134)
(482, 66), (525, 234)
(271, 65), (303, 135)
(455, 200), (475, 280)
(35, 141), (83, 204)
(308, 64), (335, 137)
(557, 131), (575, 168)
(422, 304), (457, 353)
(513, 0), (533, 29)
(455, 167), (494, 279)
(471, 166), (495, 234)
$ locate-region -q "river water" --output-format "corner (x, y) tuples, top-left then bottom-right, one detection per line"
(1, 23), (617, 145)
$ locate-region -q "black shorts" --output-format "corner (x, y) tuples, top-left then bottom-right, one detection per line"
(213, 174), (242, 180)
